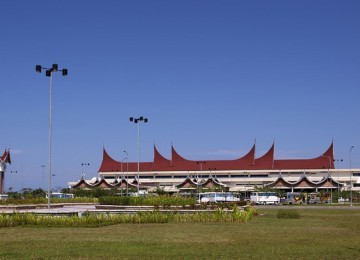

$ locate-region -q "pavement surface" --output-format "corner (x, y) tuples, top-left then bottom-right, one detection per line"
(1, 204), (359, 215)
(0, 204), (98, 214)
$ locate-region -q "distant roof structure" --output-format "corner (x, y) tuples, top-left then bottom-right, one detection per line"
(267, 175), (341, 190)
(98, 142), (335, 173)
(0, 149), (11, 165)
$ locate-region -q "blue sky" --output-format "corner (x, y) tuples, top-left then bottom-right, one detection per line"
(1, 0), (359, 191)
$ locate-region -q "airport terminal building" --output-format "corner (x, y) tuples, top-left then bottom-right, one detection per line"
(69, 142), (360, 193)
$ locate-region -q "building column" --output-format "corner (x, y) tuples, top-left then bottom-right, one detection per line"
(0, 171), (4, 194)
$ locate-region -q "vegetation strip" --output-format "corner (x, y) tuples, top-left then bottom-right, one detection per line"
(0, 207), (256, 228)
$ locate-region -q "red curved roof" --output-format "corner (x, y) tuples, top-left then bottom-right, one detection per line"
(170, 145), (197, 170)
(254, 143), (274, 169)
(268, 174), (340, 189)
(98, 142), (335, 173)
(98, 148), (152, 173)
(168, 143), (256, 171)
(152, 145), (171, 171)
(1, 149), (11, 164)
(273, 142), (334, 170)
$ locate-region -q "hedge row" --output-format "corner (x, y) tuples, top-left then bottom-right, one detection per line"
(98, 195), (197, 207)
(0, 207), (257, 228)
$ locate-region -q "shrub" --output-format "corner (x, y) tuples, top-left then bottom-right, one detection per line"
(0, 197), (97, 205)
(0, 206), (258, 228)
(98, 195), (196, 207)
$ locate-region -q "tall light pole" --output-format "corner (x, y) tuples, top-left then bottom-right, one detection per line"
(10, 170), (18, 192)
(81, 163), (90, 180)
(322, 155), (332, 203)
(333, 159), (343, 198)
(129, 116), (148, 194)
(36, 64), (68, 210)
(41, 165), (46, 190)
(123, 150), (129, 195)
(350, 145), (355, 206)
(196, 161), (206, 201)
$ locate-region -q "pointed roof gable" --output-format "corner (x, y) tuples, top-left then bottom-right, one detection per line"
(170, 145), (197, 170)
(169, 143), (256, 171)
(273, 142), (335, 170)
(98, 148), (122, 172)
(254, 143), (274, 169)
(152, 145), (171, 171)
(1, 149), (11, 164)
(317, 176), (341, 188)
(98, 147), (152, 173)
(176, 176), (198, 189)
(201, 177), (226, 189)
(97, 142), (336, 173)
(266, 175), (294, 189)
(71, 179), (94, 190)
(242, 143), (256, 166)
(321, 142), (335, 169)
(292, 175), (318, 188)
(113, 179), (137, 189)
(92, 178), (113, 189)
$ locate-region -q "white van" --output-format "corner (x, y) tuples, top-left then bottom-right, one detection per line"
(198, 192), (240, 203)
(250, 192), (280, 205)
(0, 194), (9, 200)
(50, 192), (75, 199)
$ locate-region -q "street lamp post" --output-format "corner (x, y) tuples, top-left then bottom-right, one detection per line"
(208, 167), (217, 178)
(41, 165), (46, 190)
(196, 161), (206, 201)
(81, 163), (90, 180)
(10, 170), (18, 192)
(350, 145), (355, 206)
(129, 116), (148, 194)
(120, 156), (128, 195)
(36, 64), (68, 210)
(322, 155), (332, 203)
(333, 159), (343, 198)
(123, 150), (129, 195)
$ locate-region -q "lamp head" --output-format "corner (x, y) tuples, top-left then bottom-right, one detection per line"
(52, 64), (58, 72)
(36, 65), (42, 73)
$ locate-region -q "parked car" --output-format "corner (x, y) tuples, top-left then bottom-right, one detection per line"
(338, 197), (349, 203)
(0, 194), (9, 200)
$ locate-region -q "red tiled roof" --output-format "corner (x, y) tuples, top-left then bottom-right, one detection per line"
(98, 142), (335, 173)
(0, 149), (11, 164)
(273, 142), (334, 170)
(254, 143), (274, 169)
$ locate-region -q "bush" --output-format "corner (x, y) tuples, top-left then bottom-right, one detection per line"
(98, 195), (197, 207)
(0, 207), (258, 228)
(0, 197), (97, 205)
(277, 209), (301, 219)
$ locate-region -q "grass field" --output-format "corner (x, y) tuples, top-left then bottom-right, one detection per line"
(1, 207), (360, 259)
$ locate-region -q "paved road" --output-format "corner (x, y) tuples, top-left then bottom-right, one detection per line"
(0, 204), (97, 214)
(254, 204), (360, 210)
(1, 204), (359, 215)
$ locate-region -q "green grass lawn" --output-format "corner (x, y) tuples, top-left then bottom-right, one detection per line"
(1, 208), (360, 259)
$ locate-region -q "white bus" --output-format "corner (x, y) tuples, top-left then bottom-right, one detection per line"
(250, 192), (280, 205)
(0, 194), (9, 200)
(50, 192), (75, 199)
(198, 192), (240, 203)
